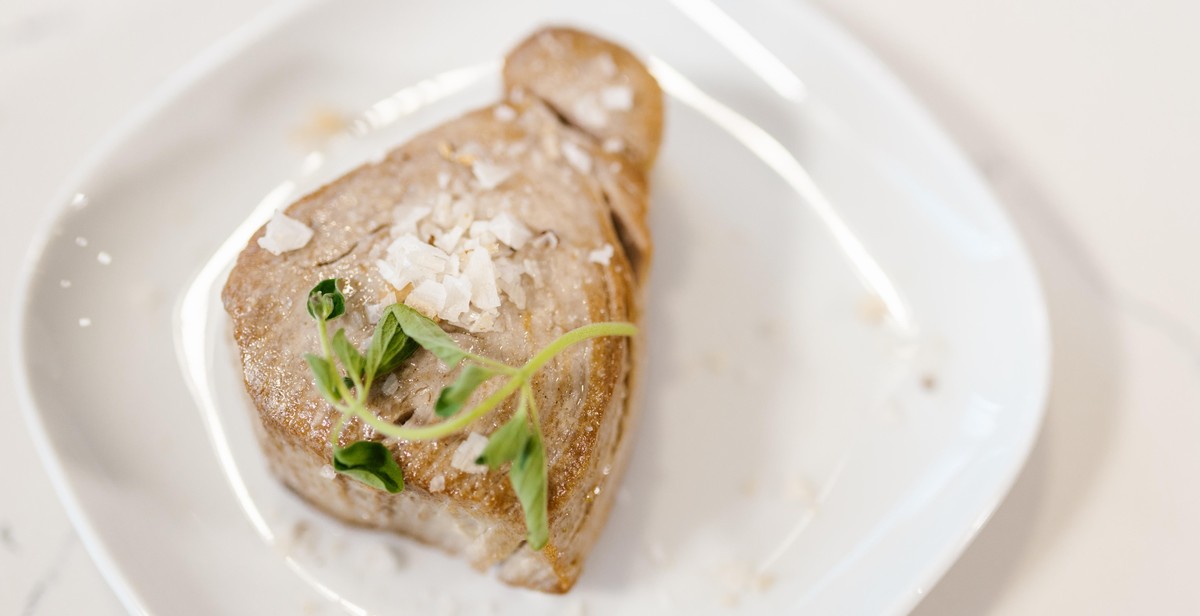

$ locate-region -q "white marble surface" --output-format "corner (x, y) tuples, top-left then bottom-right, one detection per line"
(1, 0), (1197, 614)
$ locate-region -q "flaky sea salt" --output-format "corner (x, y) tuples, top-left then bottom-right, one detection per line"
(433, 223), (467, 253)
(403, 238), (451, 272)
(381, 374), (400, 396)
(464, 249), (501, 311)
(429, 474), (446, 492)
(450, 433), (490, 474)
(494, 258), (527, 309)
(562, 141), (592, 174)
(468, 219), (498, 247)
(378, 235), (451, 291)
(600, 85), (633, 111)
(467, 311), (497, 333)
(440, 275), (472, 322)
(407, 279), (447, 318)
(493, 104), (517, 122)
(257, 212), (314, 255)
(486, 212), (533, 249)
(472, 160), (512, 190)
(595, 52), (618, 77)
(393, 205), (431, 235)
(588, 244), (614, 265)
(573, 95), (607, 129)
(431, 193), (455, 226)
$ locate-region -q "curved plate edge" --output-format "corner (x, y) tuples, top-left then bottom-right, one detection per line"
(779, 1), (1052, 612)
(10, 1), (322, 613)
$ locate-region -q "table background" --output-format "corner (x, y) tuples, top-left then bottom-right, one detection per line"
(2, 0), (1197, 613)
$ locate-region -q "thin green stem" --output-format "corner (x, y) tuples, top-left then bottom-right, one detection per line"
(516, 385), (529, 422)
(329, 412), (348, 450)
(347, 356), (365, 400)
(518, 322), (637, 378)
(329, 399), (353, 415)
(318, 319), (356, 404)
(464, 352), (519, 375)
(522, 381), (539, 426)
(360, 369), (375, 403)
(316, 319), (332, 362)
(352, 373), (525, 441)
(318, 316), (372, 451)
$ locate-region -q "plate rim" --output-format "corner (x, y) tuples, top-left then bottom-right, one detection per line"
(10, 1), (325, 613)
(11, 0), (1052, 613)
(755, 0), (1051, 612)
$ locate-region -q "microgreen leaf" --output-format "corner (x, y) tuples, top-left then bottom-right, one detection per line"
(435, 365), (496, 418)
(306, 279), (346, 321)
(387, 304), (466, 367)
(476, 398), (531, 469)
(331, 329), (365, 383)
(510, 430), (549, 549)
(304, 353), (342, 404)
(366, 308), (419, 379)
(333, 441), (405, 493)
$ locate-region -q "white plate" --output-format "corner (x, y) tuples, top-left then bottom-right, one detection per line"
(14, 0), (1050, 614)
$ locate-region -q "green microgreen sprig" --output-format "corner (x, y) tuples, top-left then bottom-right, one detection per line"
(304, 278), (635, 550)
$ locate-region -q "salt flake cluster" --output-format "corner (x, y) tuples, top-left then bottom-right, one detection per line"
(374, 173), (538, 332)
